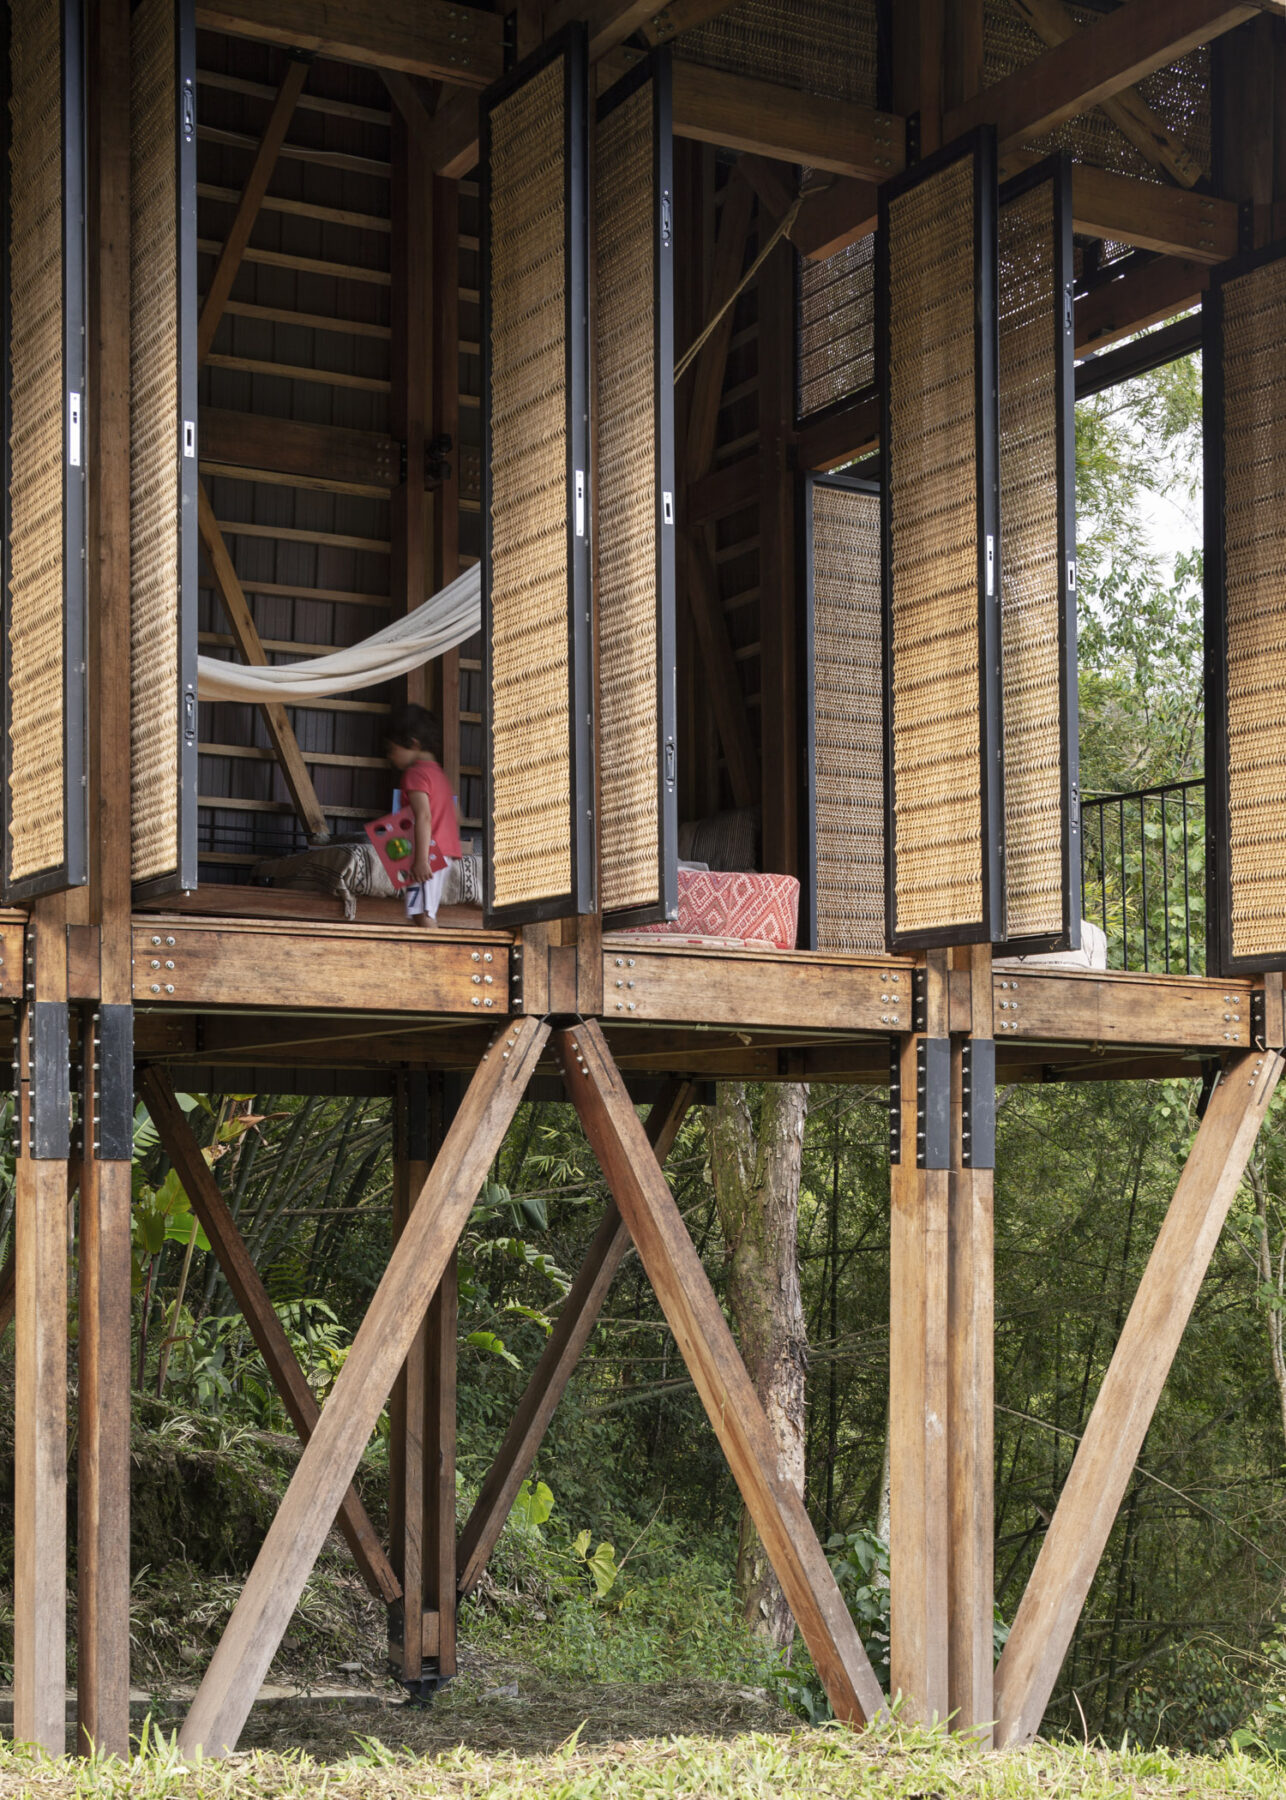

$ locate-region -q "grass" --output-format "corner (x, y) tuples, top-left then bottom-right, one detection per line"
(0, 1716), (1281, 1799)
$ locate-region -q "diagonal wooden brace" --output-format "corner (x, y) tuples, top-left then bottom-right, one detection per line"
(995, 1048), (1283, 1746)
(456, 1077), (695, 1597)
(177, 1016), (550, 1757)
(557, 1021), (886, 1725)
(140, 1066), (401, 1606)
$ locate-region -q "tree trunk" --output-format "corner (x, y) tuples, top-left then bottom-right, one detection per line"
(710, 1080), (809, 1650)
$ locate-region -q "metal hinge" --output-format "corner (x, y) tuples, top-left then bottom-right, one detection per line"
(961, 1038), (996, 1170)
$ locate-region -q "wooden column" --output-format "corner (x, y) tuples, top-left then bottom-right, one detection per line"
(13, 913), (71, 1755)
(391, 102), (431, 708)
(431, 173), (462, 796)
(757, 232), (797, 876)
(947, 945), (994, 1742)
(888, 950), (950, 1724)
(179, 1018), (549, 1758)
(995, 1049), (1284, 1745)
(423, 1077), (459, 1680)
(388, 1070), (430, 1680)
(78, 0), (134, 1757)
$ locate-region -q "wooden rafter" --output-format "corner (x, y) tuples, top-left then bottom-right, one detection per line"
(140, 1067), (402, 1608)
(456, 1079), (694, 1599)
(178, 1017), (550, 1758)
(559, 1020), (887, 1726)
(200, 409), (400, 491)
(198, 57), (309, 365)
(944, 0), (1259, 151)
(1012, 0), (1205, 186)
(196, 483), (330, 843)
(194, 0), (504, 87)
(994, 1048), (1284, 1746)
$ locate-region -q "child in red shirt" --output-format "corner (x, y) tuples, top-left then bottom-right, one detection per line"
(383, 705), (463, 927)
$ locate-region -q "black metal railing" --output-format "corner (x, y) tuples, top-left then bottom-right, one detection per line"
(1080, 779), (1206, 974)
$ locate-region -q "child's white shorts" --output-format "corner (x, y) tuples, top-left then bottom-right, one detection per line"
(405, 860), (453, 921)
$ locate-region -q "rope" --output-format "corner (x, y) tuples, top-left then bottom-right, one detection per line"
(673, 177), (829, 384)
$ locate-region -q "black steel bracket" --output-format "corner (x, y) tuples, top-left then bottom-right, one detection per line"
(916, 1036), (949, 1169)
(961, 1037), (996, 1169)
(29, 1001), (70, 1160)
(888, 1036), (902, 1164)
(91, 1004), (135, 1162)
(1251, 988), (1267, 1051)
(911, 967), (927, 1033)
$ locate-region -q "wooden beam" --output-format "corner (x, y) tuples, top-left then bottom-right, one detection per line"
(1014, 0), (1205, 185)
(196, 483), (330, 842)
(140, 1066), (402, 1608)
(427, 87), (481, 181)
(194, 0), (504, 88)
(424, 1204), (459, 1677)
(642, 0), (739, 42)
(178, 1017), (549, 1757)
(947, 949), (994, 1742)
(200, 409), (400, 488)
(889, 952), (950, 1724)
(559, 1020), (886, 1725)
(944, 0), (1258, 152)
(1074, 255), (1208, 355)
(685, 454), (758, 527)
(994, 1049), (1283, 1746)
(672, 61), (905, 181)
(796, 392), (879, 473)
(198, 58), (309, 365)
(456, 1080), (694, 1598)
(684, 167), (755, 477)
(1071, 164), (1237, 262)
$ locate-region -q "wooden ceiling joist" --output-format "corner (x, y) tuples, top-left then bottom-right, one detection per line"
(199, 409), (401, 490)
(194, 0), (504, 87)
(672, 62), (905, 181)
(944, 0), (1261, 151)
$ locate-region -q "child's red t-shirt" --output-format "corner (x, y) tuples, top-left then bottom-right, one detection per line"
(401, 758), (463, 861)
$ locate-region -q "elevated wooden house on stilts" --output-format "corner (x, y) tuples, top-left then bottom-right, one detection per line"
(2, 0), (1285, 1758)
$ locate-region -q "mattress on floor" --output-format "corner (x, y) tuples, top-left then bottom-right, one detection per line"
(610, 869), (800, 950)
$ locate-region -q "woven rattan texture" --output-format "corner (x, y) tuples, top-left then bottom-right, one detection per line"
(999, 183), (1063, 942)
(131, 0), (180, 883)
(488, 57), (573, 909)
(7, 0), (66, 879)
(799, 232), (874, 419)
(1222, 257), (1286, 962)
(596, 83), (658, 914)
(984, 2), (1210, 185)
(887, 156), (982, 935)
(812, 484), (884, 952)
(676, 0), (878, 106)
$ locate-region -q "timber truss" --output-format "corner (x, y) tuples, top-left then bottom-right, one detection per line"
(110, 996), (1281, 1755)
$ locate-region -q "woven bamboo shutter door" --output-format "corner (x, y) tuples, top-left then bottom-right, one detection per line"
(1205, 245), (1286, 974)
(594, 52), (678, 927)
(130, 0), (199, 895)
(481, 26), (595, 926)
(997, 155), (1080, 953)
(800, 474), (884, 953)
(2, 0), (88, 899)
(878, 128), (1003, 949)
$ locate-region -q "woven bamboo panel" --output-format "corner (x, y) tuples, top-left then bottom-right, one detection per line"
(999, 183), (1063, 943)
(1222, 257), (1286, 963)
(7, 0), (67, 881)
(886, 155), (982, 936)
(799, 232), (874, 419)
(984, 2), (1210, 186)
(675, 0), (878, 106)
(596, 82), (658, 915)
(487, 55), (573, 910)
(811, 483), (883, 952)
(131, 0), (181, 883)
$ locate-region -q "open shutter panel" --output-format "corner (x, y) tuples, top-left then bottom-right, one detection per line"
(595, 52), (677, 928)
(878, 129), (1002, 950)
(799, 473), (884, 953)
(130, 0), (199, 896)
(997, 155), (1079, 953)
(1205, 244), (1286, 975)
(2, 0), (88, 899)
(481, 27), (595, 927)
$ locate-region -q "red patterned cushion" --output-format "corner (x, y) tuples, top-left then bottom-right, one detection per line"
(633, 870), (799, 949)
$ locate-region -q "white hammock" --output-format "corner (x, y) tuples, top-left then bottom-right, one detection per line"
(197, 563), (482, 704)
